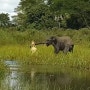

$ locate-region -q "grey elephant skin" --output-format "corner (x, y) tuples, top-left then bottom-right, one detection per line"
(46, 36), (74, 54)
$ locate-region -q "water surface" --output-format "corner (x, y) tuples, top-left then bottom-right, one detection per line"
(0, 60), (90, 90)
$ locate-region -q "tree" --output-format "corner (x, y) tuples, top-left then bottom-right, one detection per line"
(14, 0), (90, 30)
(14, 0), (55, 29)
(47, 0), (90, 29)
(0, 13), (10, 27)
(25, 4), (55, 29)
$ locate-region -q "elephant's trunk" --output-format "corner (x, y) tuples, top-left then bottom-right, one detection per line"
(35, 42), (46, 45)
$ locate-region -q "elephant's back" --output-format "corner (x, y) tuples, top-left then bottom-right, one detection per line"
(58, 36), (73, 45)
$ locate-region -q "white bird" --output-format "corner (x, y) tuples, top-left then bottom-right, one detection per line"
(30, 40), (37, 54)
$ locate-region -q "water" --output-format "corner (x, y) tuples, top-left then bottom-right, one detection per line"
(0, 60), (90, 90)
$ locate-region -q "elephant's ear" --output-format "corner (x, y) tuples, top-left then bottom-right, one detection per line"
(52, 36), (57, 44)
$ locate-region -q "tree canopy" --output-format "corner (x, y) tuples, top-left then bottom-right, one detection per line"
(0, 13), (10, 27)
(13, 0), (90, 30)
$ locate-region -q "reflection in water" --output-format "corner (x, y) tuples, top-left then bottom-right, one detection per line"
(0, 60), (90, 90)
(0, 60), (21, 90)
(3, 71), (20, 90)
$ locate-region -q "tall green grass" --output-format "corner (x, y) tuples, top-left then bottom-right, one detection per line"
(0, 28), (90, 45)
(0, 28), (90, 69)
(0, 44), (90, 69)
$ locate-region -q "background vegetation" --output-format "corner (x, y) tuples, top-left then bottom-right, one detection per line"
(0, 28), (90, 45)
(0, 0), (90, 30)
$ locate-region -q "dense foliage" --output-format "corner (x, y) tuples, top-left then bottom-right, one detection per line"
(0, 0), (90, 30)
(0, 13), (10, 27)
(12, 0), (90, 30)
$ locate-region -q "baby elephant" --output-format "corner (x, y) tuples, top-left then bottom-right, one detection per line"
(46, 36), (74, 54)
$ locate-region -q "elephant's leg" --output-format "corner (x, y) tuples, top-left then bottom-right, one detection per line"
(54, 46), (60, 54)
(69, 45), (74, 53)
(63, 45), (69, 54)
(69, 46), (72, 52)
(72, 45), (74, 52)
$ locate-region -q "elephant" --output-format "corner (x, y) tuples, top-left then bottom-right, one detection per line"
(46, 36), (74, 54)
